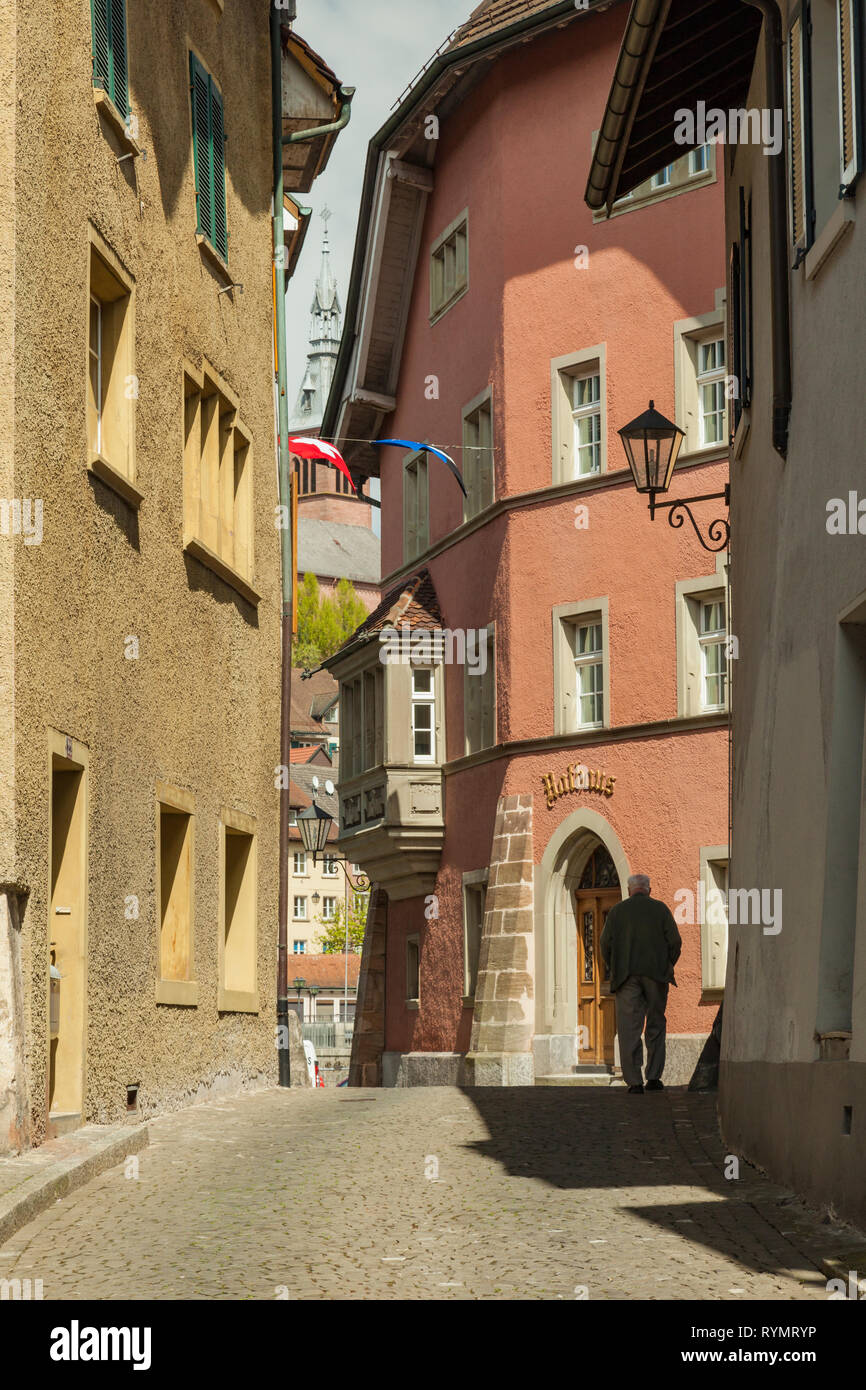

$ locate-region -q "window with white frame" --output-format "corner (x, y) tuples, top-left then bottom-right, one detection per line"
(673, 298), (728, 456)
(293, 896), (307, 920)
(676, 570), (730, 717)
(573, 621), (604, 728)
(293, 940), (306, 954)
(699, 598), (727, 710)
(571, 373), (602, 477)
(700, 851), (729, 996)
(552, 347), (606, 484)
(292, 850), (307, 876)
(651, 164), (673, 188)
(689, 144), (711, 175)
(697, 337), (726, 446)
(322, 855), (339, 877)
(411, 668), (436, 763)
(322, 896), (336, 921)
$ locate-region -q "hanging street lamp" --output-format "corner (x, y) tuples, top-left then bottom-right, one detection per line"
(295, 778), (370, 891)
(618, 400), (729, 553)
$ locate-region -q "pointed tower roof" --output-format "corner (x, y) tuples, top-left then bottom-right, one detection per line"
(311, 222), (340, 317)
(289, 209), (344, 433)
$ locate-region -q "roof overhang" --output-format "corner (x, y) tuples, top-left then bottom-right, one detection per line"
(322, 0), (621, 477)
(281, 28), (348, 192)
(585, 0), (763, 213)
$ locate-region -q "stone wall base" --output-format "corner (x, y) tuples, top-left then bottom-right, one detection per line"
(533, 1033), (578, 1077)
(660, 1034), (708, 1086)
(382, 1051), (471, 1087)
(467, 1051), (535, 1086)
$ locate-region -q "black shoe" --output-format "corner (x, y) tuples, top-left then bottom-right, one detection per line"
(645, 1079), (664, 1091)
(627, 1084), (644, 1094)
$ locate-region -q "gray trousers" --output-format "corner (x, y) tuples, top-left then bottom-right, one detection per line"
(614, 975), (669, 1086)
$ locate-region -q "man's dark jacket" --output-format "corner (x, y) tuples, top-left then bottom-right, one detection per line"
(600, 893), (682, 993)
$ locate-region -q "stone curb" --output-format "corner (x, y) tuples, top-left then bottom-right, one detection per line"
(0, 1123), (149, 1247)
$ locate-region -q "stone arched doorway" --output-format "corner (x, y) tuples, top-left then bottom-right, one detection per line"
(532, 809), (629, 1078)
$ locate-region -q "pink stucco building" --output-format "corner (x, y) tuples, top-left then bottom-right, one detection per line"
(323, 0), (731, 1086)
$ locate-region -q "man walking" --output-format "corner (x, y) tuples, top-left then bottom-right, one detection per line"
(600, 873), (681, 1094)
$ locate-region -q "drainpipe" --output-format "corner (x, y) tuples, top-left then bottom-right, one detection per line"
(741, 0), (791, 456)
(283, 86), (355, 147)
(271, 4), (293, 1087)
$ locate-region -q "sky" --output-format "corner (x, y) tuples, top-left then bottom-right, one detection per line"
(284, 0), (473, 405)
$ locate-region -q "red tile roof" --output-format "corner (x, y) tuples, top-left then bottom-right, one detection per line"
(289, 746), (332, 765)
(451, 0), (566, 48)
(291, 953), (361, 988)
(342, 568), (442, 645)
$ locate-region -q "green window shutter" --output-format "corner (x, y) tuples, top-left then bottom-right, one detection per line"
(108, 0), (129, 120)
(210, 81), (228, 261)
(190, 53), (213, 244)
(90, 0), (110, 95)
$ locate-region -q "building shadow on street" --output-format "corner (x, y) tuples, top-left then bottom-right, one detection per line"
(455, 1085), (836, 1288)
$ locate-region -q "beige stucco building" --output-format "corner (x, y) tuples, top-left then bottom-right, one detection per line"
(587, 0), (866, 1225)
(0, 0), (346, 1149)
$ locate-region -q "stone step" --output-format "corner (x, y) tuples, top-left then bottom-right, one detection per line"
(535, 1075), (626, 1087)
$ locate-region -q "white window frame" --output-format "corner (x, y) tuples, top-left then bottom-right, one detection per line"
(699, 597), (727, 712)
(571, 372), (602, 477)
(675, 558), (730, 718)
(651, 164), (673, 188)
(552, 598), (610, 735)
(689, 144), (711, 175)
(697, 336), (727, 448)
(292, 850), (307, 877)
(411, 667), (436, 764)
(574, 620), (605, 729)
(673, 293), (728, 459)
(551, 344), (607, 484)
(292, 939), (306, 954)
(700, 846), (729, 998)
(322, 896), (337, 921)
(293, 895), (307, 921)
(322, 854), (339, 878)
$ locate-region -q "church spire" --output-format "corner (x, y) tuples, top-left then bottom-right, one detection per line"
(289, 207), (343, 433)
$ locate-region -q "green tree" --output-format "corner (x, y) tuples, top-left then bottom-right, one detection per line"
(315, 892), (369, 954)
(293, 572), (368, 666)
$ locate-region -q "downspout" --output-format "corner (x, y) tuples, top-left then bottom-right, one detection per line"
(741, 0), (791, 456)
(271, 5), (293, 1087)
(283, 86), (355, 146)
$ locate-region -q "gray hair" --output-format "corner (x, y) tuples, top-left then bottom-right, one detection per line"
(627, 874), (651, 895)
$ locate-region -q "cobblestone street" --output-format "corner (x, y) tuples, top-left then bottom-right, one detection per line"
(0, 1087), (855, 1301)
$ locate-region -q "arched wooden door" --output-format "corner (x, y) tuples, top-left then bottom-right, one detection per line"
(575, 846), (620, 1065)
